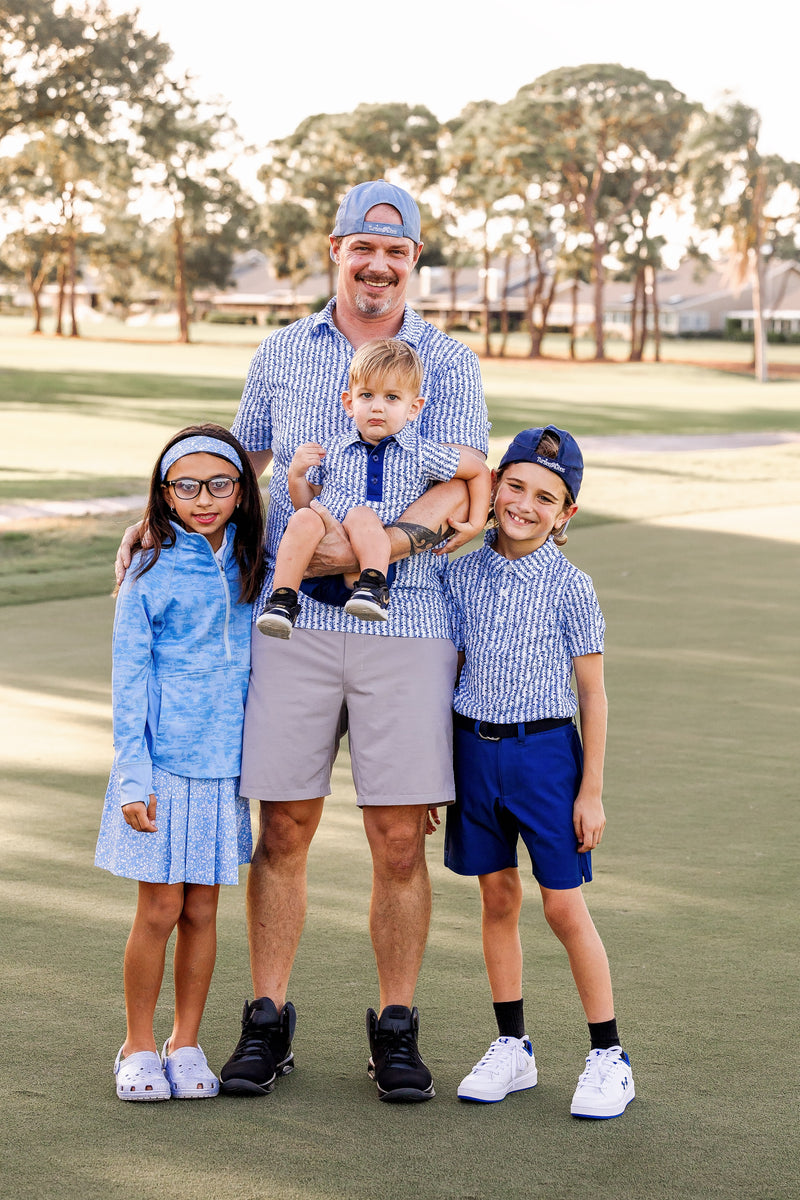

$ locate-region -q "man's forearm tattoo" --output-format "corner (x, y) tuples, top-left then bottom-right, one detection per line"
(392, 521), (451, 556)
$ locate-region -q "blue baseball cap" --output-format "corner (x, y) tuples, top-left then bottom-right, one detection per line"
(331, 180), (421, 244)
(499, 425), (584, 500)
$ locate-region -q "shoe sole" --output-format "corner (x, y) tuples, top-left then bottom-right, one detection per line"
(117, 1089), (170, 1102)
(458, 1073), (538, 1103)
(571, 1086), (635, 1119)
(169, 1084), (220, 1099)
(377, 1084), (435, 1103)
(255, 616), (293, 639)
(219, 1076), (276, 1096)
(344, 600), (388, 621)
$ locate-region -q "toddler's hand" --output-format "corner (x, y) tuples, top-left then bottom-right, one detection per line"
(289, 442), (326, 479)
(435, 516), (481, 555)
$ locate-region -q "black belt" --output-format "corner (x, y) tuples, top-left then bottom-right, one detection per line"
(454, 713), (573, 741)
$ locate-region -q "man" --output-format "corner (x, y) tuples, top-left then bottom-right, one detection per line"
(119, 181), (489, 1102)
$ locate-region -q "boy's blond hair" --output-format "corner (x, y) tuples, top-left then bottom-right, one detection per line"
(348, 338), (423, 395)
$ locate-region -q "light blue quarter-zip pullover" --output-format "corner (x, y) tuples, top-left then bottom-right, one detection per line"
(111, 523), (253, 807)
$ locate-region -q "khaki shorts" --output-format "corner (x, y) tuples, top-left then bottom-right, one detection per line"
(240, 628), (457, 807)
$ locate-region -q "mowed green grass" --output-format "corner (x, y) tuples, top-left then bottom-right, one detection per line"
(1, 330), (798, 1198)
(1, 520), (797, 1200)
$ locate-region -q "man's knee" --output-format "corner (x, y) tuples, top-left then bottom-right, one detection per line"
(254, 799), (323, 863)
(364, 807), (428, 879)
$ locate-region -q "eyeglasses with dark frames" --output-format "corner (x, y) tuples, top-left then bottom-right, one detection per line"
(163, 476), (241, 501)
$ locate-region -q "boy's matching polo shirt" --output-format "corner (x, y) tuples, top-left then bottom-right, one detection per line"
(445, 530), (603, 885)
(446, 531), (605, 723)
(232, 300), (489, 640)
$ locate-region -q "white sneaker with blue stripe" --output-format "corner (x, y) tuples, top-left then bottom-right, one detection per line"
(570, 1046), (635, 1118)
(457, 1035), (538, 1102)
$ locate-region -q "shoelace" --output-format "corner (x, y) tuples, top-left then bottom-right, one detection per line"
(375, 1026), (419, 1067)
(473, 1039), (519, 1072)
(234, 1020), (279, 1058)
(579, 1048), (621, 1086)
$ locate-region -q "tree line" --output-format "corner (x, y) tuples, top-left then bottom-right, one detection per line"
(2, 0), (799, 377)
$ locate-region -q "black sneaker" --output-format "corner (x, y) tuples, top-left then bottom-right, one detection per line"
(366, 1004), (435, 1102)
(256, 588), (300, 639)
(344, 570), (390, 622)
(219, 997), (296, 1095)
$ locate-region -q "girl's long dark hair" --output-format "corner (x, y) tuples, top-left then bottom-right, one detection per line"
(132, 423), (265, 603)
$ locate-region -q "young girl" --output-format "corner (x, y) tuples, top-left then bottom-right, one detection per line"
(444, 425), (635, 1118)
(95, 423), (264, 1102)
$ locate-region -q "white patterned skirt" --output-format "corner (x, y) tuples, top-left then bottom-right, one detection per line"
(95, 764), (253, 886)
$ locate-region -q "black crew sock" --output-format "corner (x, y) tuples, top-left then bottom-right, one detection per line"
(588, 1017), (620, 1050)
(493, 999), (526, 1040)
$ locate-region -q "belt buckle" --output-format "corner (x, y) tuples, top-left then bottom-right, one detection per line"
(477, 721), (500, 742)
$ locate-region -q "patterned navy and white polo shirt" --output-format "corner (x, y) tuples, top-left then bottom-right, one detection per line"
(232, 300), (489, 639)
(446, 530), (605, 722)
(308, 421), (459, 525)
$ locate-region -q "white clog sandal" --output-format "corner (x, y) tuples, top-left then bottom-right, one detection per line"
(114, 1047), (171, 1101)
(161, 1041), (219, 1099)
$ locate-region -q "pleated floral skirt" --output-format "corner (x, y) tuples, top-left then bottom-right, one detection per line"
(95, 764), (253, 886)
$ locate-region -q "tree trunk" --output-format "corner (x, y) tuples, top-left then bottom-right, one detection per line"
(448, 265), (458, 331)
(651, 264), (662, 362)
(68, 230), (80, 338)
(174, 213), (190, 344)
(482, 237), (491, 359)
(628, 270), (640, 362)
(751, 166), (769, 383)
(640, 268), (649, 361)
(570, 275), (579, 360)
(592, 241), (605, 360)
(498, 251), (512, 358)
(54, 254), (67, 336)
(27, 266), (45, 334)
(752, 248), (768, 383)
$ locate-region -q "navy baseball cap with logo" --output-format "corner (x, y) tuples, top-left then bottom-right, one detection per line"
(331, 180), (422, 244)
(499, 425), (584, 500)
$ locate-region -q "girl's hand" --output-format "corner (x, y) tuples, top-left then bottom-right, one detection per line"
(425, 807), (441, 836)
(122, 794), (158, 833)
(573, 789), (605, 853)
(435, 516), (481, 555)
(289, 442), (326, 480)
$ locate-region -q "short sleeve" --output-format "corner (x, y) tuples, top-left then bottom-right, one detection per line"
(231, 340), (273, 453)
(562, 572), (605, 657)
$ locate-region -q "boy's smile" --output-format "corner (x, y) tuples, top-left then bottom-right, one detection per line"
(492, 462), (578, 559)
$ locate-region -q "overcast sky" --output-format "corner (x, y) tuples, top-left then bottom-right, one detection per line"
(107, 0), (798, 161)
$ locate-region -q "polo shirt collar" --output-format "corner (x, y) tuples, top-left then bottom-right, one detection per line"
(338, 421), (419, 452)
(481, 527), (559, 577)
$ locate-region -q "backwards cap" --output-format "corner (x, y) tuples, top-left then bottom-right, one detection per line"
(331, 180), (421, 244)
(499, 426), (584, 500)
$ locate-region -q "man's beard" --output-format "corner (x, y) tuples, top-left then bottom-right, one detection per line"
(354, 278), (397, 318)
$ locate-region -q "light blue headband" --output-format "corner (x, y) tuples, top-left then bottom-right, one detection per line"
(160, 435), (243, 480)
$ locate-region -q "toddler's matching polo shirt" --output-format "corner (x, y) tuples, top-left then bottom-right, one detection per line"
(307, 422), (459, 523)
(446, 532), (605, 723)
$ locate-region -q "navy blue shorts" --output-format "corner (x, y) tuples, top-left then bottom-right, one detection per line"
(300, 563), (397, 608)
(445, 719), (592, 889)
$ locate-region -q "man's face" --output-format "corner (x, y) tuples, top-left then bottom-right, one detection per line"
(331, 204), (422, 321)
